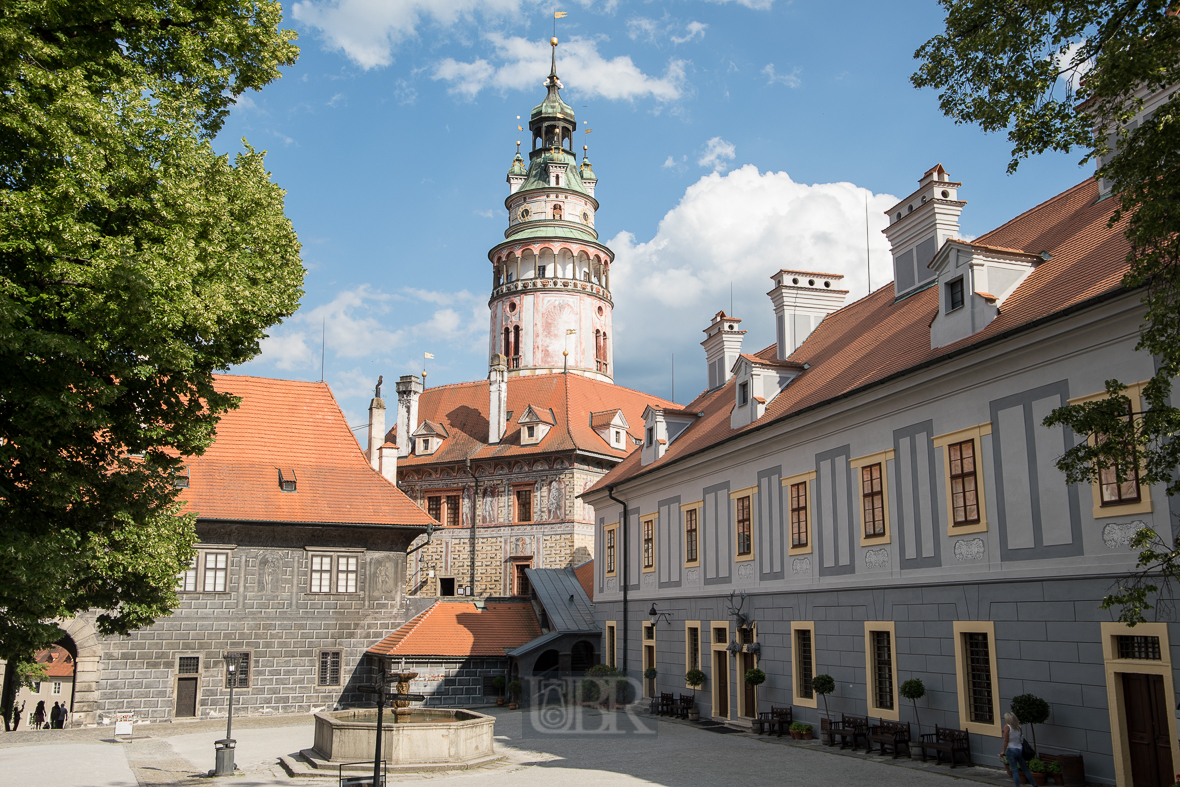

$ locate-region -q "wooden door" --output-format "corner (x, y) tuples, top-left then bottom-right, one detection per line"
(175, 677), (198, 718)
(1123, 673), (1174, 787)
(643, 645), (656, 698)
(714, 651), (728, 718)
(741, 652), (756, 717)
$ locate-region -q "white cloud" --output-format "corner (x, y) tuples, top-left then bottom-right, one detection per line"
(703, 0), (776, 9)
(291, 0), (534, 70)
(393, 78), (418, 105)
(671, 22), (707, 45)
(1054, 40), (1093, 90)
(763, 63), (801, 88)
(327, 92), (347, 107)
(697, 136), (735, 172)
(258, 331), (316, 371)
(662, 155), (677, 168)
(608, 165), (897, 398)
(474, 208), (494, 218)
(433, 34), (687, 102)
(627, 17), (660, 42)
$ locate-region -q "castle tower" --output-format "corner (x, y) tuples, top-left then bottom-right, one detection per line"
(487, 38), (615, 383)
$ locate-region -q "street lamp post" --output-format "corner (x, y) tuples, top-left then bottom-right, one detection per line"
(214, 653), (238, 776)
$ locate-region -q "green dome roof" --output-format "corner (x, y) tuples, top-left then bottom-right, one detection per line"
(508, 152), (526, 177)
(519, 150), (591, 196)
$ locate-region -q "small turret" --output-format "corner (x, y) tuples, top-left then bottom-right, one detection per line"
(507, 142), (527, 194)
(580, 145), (596, 197)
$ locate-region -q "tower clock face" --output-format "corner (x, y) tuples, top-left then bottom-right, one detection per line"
(518, 206), (531, 221)
(582, 211), (590, 223)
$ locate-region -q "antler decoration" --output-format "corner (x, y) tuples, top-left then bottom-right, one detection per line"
(726, 590), (750, 628)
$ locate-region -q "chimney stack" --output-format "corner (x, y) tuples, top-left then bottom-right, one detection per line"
(395, 374), (423, 458)
(366, 377), (386, 471)
(701, 311), (745, 391)
(883, 164), (964, 300)
(378, 441), (397, 484)
(767, 270), (848, 359)
(488, 354), (508, 444)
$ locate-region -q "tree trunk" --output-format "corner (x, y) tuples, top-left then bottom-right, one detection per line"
(1, 657), (17, 732)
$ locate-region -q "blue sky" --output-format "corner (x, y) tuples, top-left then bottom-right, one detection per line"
(223, 0), (1093, 434)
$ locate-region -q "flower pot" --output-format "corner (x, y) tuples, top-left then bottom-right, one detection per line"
(509, 703), (518, 710)
(688, 709), (700, 721)
(496, 698), (504, 706)
(1053, 775), (1064, 785)
(790, 731), (802, 740)
(803, 731), (813, 740)
(1033, 773), (1047, 786)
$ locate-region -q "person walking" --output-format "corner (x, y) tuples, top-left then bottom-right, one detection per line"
(1001, 712), (1037, 787)
(49, 702), (60, 729)
(58, 705), (68, 729)
(33, 700), (45, 730)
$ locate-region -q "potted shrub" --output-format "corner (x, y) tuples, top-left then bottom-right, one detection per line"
(744, 667), (766, 687)
(1029, 758), (1048, 786)
(900, 678), (926, 757)
(684, 668), (705, 721)
(812, 674), (836, 722)
(643, 667), (658, 680)
(1046, 759), (1063, 785)
(789, 721), (804, 739)
(492, 676), (506, 706)
(644, 667), (659, 714)
(507, 680), (522, 710)
(1012, 693), (1050, 753)
(586, 664), (616, 708)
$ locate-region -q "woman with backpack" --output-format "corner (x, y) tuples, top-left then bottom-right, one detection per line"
(1000, 712), (1037, 787)
(32, 700), (45, 729)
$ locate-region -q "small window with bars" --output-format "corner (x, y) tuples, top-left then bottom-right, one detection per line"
(687, 626), (700, 672)
(949, 440), (981, 525)
(445, 495), (460, 527)
(516, 489), (533, 522)
(714, 627), (728, 644)
(861, 464), (886, 538)
(736, 495), (752, 555)
(427, 496), (442, 521)
(1117, 635), (1162, 660)
(225, 652), (250, 689)
(318, 651), (341, 685)
(964, 632), (994, 724)
(790, 481), (808, 548)
(203, 552), (229, 592)
(605, 527), (616, 574)
(643, 624), (654, 641)
(795, 628), (814, 699)
(871, 630), (894, 710)
(684, 508), (699, 564)
(178, 656), (200, 675)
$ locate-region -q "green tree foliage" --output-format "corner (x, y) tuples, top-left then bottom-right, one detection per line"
(900, 677), (926, 732)
(914, 2), (1180, 624)
(811, 673), (835, 719)
(1012, 693), (1051, 751)
(0, 0), (303, 716)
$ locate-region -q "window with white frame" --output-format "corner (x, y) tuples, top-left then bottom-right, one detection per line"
(309, 553), (362, 594)
(202, 552), (229, 592)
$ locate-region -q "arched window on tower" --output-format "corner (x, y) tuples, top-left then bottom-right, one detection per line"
(601, 333), (608, 374)
(595, 330), (602, 372)
(512, 325), (521, 368)
(552, 204), (563, 221)
(503, 327), (510, 358)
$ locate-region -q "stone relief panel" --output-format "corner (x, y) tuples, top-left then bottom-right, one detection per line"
(864, 549), (889, 570)
(791, 557), (811, 575)
(953, 538), (986, 562)
(256, 551), (284, 595)
(548, 477), (565, 521)
(1103, 521), (1146, 550)
(642, 572), (655, 588)
(736, 563), (754, 581)
(685, 568), (700, 586)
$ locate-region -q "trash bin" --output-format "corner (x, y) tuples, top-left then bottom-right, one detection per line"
(214, 738), (236, 776)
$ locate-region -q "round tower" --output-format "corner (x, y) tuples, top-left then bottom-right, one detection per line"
(488, 38), (615, 383)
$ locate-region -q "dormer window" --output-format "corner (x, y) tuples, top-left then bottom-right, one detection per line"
(946, 278), (965, 312)
(738, 381), (749, 407)
(614, 430), (621, 445)
(421, 438), (430, 453)
(278, 468), (297, 493)
(527, 425), (535, 439)
(645, 427), (653, 447)
(174, 465), (190, 489)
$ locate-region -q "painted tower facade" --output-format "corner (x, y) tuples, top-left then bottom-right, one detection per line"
(488, 39), (615, 383)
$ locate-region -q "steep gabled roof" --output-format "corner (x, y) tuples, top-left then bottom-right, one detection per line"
(366, 600), (541, 657)
(526, 567), (596, 632)
(589, 177), (1129, 491)
(180, 375), (435, 528)
(397, 373), (676, 468)
(574, 559), (594, 602)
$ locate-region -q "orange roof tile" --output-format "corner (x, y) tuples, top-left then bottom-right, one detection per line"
(574, 560), (594, 601)
(180, 375), (435, 528)
(35, 645), (74, 678)
(397, 373), (676, 468)
(591, 177), (1130, 491)
(367, 600), (541, 657)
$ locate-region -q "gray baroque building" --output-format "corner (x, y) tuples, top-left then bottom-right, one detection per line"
(63, 374), (435, 725)
(583, 155), (1180, 787)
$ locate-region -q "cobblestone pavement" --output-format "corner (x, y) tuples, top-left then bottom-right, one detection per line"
(0, 708), (1021, 787)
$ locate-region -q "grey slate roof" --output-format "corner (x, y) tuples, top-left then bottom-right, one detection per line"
(525, 566), (596, 633)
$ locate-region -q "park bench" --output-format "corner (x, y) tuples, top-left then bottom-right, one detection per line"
(676, 694), (695, 719)
(866, 719), (910, 758)
(827, 714), (869, 750)
(757, 706), (793, 737)
(917, 725), (972, 768)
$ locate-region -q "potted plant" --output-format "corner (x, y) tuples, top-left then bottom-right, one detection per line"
(744, 667), (766, 687)
(1046, 759), (1063, 785)
(812, 674), (836, 723)
(643, 667), (658, 680)
(586, 664), (617, 708)
(492, 676), (506, 706)
(507, 680), (522, 710)
(900, 678), (926, 757)
(684, 668), (705, 721)
(800, 723), (814, 740)
(1029, 758), (1048, 786)
(1012, 693), (1050, 753)
(789, 721), (804, 739)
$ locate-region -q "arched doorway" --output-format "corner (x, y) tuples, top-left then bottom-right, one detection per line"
(55, 617), (102, 726)
(533, 649), (560, 677)
(571, 640), (596, 673)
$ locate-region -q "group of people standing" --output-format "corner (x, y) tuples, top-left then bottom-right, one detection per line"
(31, 700), (67, 729)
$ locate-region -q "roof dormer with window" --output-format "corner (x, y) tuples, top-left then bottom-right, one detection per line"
(590, 409), (629, 450)
(730, 354), (807, 429)
(641, 405), (701, 466)
(518, 405), (556, 446)
(411, 420), (449, 456)
(929, 240), (1041, 349)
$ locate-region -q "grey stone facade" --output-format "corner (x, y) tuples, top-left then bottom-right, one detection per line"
(396, 658), (507, 707)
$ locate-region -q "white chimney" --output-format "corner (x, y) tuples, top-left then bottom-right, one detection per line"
(366, 378), (386, 471)
(488, 354), (508, 444)
(883, 164), (964, 300)
(378, 442), (398, 484)
(395, 374), (423, 459)
(701, 311), (745, 391)
(767, 270), (848, 359)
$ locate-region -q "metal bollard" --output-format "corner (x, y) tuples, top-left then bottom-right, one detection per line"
(214, 738), (236, 776)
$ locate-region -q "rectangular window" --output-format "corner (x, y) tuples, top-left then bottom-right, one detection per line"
(319, 651), (342, 686)
(1100, 403), (1141, 505)
(606, 623), (617, 669)
(225, 652), (250, 689)
(861, 464), (885, 538)
(645, 426), (653, 446)
(642, 517), (655, 569)
(735, 495), (752, 555)
(1117, 635), (1162, 660)
(178, 557), (197, 592)
(872, 631), (894, 710)
(684, 508), (698, 564)
(965, 633), (994, 724)
(445, 494), (460, 527)
(427, 496), (442, 521)
(947, 277), (964, 311)
(795, 628), (814, 700)
(605, 526), (617, 575)
(790, 481), (808, 548)
(516, 489), (533, 522)
(738, 381), (749, 406)
(949, 439), (981, 525)
(686, 624), (700, 673)
(203, 552), (228, 592)
(714, 626), (727, 645)
(336, 556), (358, 593)
(52, 681), (62, 695)
(514, 563), (531, 596)
(178, 656), (200, 675)
(310, 554), (333, 593)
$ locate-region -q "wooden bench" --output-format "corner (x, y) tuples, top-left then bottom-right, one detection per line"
(656, 693), (675, 716)
(866, 719), (911, 758)
(827, 714), (869, 750)
(675, 694), (695, 719)
(917, 726), (972, 768)
(757, 706), (793, 737)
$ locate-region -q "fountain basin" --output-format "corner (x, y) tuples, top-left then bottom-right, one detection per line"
(305, 707), (499, 772)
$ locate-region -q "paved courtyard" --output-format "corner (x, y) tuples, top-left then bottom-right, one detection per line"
(0, 708), (1017, 787)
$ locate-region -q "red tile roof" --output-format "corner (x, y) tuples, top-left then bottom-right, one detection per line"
(590, 177), (1130, 491)
(367, 600), (541, 657)
(179, 375), (435, 528)
(397, 373), (676, 468)
(35, 645), (74, 678)
(574, 559), (594, 601)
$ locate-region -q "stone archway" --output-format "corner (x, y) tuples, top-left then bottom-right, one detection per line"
(55, 617), (102, 726)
